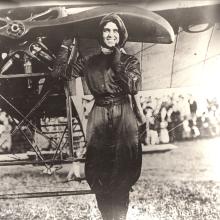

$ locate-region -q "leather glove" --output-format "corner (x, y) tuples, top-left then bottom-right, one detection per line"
(51, 45), (69, 79)
(62, 37), (73, 49)
(111, 45), (122, 73)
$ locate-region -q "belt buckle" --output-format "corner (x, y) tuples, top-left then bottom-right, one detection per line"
(103, 100), (109, 105)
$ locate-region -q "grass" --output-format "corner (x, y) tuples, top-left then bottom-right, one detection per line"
(0, 138), (220, 219)
(0, 173), (219, 220)
(130, 178), (220, 220)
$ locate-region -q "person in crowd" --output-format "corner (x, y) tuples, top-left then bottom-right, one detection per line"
(197, 112), (211, 137)
(189, 115), (200, 138)
(158, 106), (169, 144)
(182, 115), (192, 140)
(51, 13), (142, 220)
(178, 95), (191, 119)
(144, 106), (159, 145)
(207, 107), (219, 136)
(170, 104), (183, 141)
(188, 95), (197, 118)
(167, 105), (175, 142)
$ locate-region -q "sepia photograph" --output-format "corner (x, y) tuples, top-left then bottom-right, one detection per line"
(0, 0), (220, 219)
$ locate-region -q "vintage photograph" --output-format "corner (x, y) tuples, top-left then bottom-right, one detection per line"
(0, 0), (220, 219)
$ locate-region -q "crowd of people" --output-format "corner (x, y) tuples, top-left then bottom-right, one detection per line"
(140, 93), (220, 145)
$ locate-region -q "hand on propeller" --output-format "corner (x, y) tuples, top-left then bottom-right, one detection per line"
(61, 37), (73, 50)
(51, 37), (73, 79)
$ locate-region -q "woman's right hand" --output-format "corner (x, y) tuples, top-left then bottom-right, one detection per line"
(51, 40), (70, 78)
(62, 37), (73, 49)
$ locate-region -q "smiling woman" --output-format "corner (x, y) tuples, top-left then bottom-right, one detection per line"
(102, 22), (120, 48)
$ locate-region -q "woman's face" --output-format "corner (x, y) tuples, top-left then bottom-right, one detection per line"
(102, 22), (120, 48)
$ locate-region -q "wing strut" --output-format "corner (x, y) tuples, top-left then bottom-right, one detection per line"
(0, 190), (93, 200)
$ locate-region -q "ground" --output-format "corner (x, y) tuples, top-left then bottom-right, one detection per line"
(0, 137), (220, 220)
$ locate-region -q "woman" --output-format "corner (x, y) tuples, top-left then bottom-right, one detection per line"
(52, 13), (142, 220)
(158, 106), (169, 144)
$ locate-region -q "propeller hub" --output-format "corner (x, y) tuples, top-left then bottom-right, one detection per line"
(7, 21), (25, 38)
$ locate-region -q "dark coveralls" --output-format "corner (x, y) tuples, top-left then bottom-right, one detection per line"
(53, 15), (142, 220)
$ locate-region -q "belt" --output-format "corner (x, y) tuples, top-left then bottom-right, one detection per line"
(95, 95), (129, 107)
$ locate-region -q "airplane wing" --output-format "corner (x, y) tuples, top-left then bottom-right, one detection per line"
(0, 4), (174, 44)
(152, 1), (220, 34)
(137, 1), (220, 90)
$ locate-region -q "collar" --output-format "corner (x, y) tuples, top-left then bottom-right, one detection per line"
(101, 46), (126, 55)
(101, 46), (113, 55)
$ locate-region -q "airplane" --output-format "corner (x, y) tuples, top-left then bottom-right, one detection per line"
(0, 0), (220, 195)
